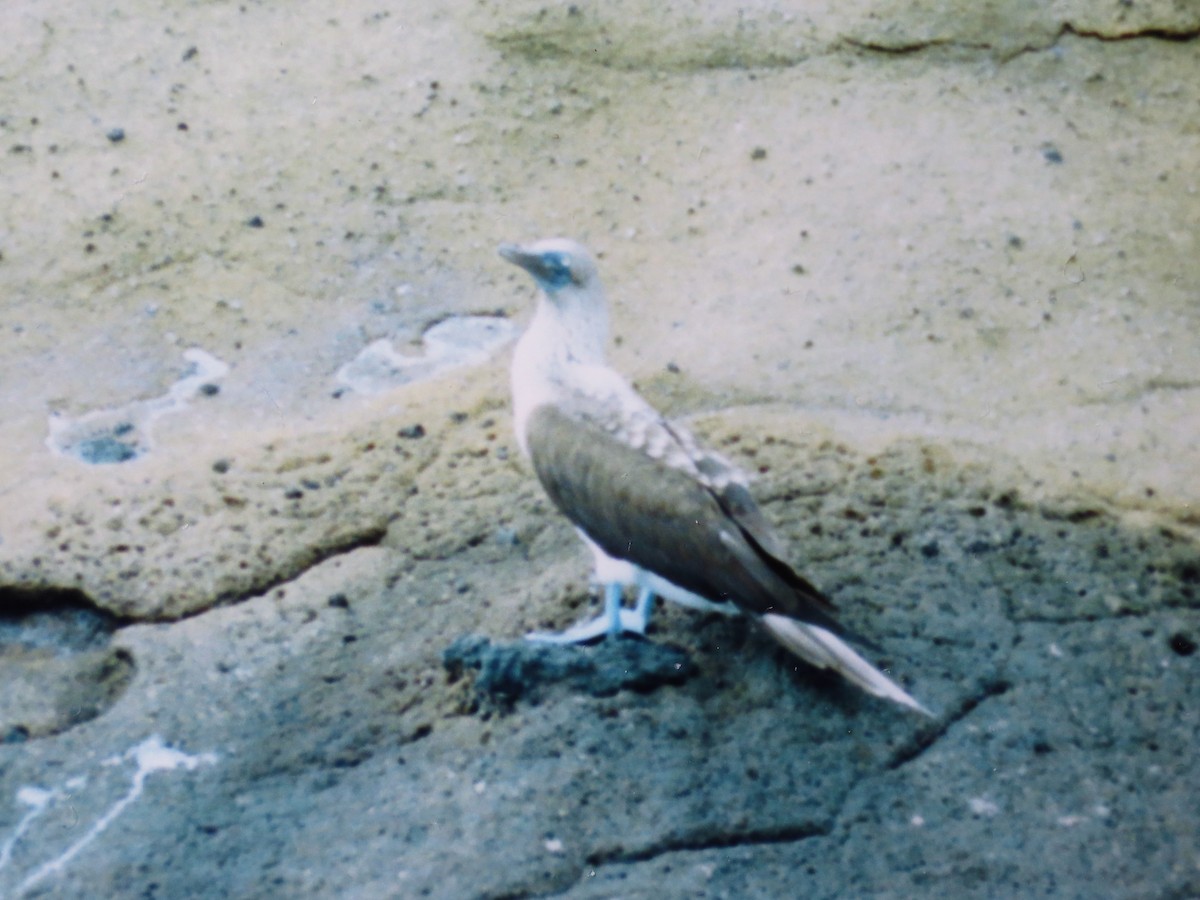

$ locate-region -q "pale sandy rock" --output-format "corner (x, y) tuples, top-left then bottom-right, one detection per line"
(484, 0), (1200, 68)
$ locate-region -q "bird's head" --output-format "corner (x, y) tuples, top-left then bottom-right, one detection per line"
(498, 238), (600, 297)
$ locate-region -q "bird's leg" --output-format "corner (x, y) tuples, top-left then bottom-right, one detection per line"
(602, 581), (623, 637)
(627, 586), (656, 635)
(526, 583), (650, 644)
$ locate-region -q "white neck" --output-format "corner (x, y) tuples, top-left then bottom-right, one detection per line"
(511, 286), (610, 455)
(540, 285), (610, 364)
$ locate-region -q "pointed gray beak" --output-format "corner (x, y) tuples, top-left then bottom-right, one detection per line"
(498, 242), (538, 273)
(499, 241), (575, 293)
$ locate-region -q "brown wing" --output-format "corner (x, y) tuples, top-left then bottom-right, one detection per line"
(712, 480), (838, 611)
(525, 404), (844, 634)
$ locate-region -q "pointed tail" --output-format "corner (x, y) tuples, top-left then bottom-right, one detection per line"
(761, 613), (933, 717)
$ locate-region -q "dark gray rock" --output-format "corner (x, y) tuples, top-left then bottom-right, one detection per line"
(2, 438), (1197, 900)
(566, 613), (1200, 899)
(442, 634), (695, 704)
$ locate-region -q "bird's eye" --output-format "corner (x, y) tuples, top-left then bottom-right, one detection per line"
(538, 252), (575, 290)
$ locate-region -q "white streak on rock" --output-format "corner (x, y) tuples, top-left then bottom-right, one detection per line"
(0, 787), (57, 875)
(968, 796), (1001, 817)
(336, 315), (515, 396)
(46, 348), (230, 464)
(2, 736), (217, 896)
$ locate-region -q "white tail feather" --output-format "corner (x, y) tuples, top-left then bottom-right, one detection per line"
(761, 613), (933, 717)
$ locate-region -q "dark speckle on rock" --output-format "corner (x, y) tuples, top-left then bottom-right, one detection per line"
(920, 540), (940, 558)
(246, 215), (265, 228)
(398, 424), (425, 439)
(3, 725), (30, 744)
(211, 458), (231, 474)
(198, 383), (220, 397)
(442, 635), (695, 705)
(750, 146), (767, 160)
(327, 592), (350, 609)
(106, 127), (125, 143)
(77, 435), (139, 464)
(1042, 144), (1063, 164)
(1168, 632), (1196, 657)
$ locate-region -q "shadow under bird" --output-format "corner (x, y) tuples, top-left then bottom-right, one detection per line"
(499, 237), (932, 716)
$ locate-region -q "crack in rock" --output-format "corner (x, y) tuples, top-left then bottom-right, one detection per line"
(512, 822), (833, 900)
(885, 678), (1013, 772)
(1063, 22), (1200, 43)
(0, 589), (136, 742)
(154, 524), (390, 625)
(586, 821), (831, 868)
(488, 7), (1199, 74)
(845, 20), (1199, 64)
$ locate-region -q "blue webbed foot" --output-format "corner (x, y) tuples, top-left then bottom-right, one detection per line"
(526, 584), (656, 644)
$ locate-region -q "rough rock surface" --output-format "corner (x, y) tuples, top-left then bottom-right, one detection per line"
(1, 0), (1197, 897)
(443, 635), (696, 705)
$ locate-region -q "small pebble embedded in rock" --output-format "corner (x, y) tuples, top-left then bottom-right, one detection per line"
(1169, 632), (1196, 657)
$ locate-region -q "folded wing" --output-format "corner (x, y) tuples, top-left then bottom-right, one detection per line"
(525, 403), (844, 634)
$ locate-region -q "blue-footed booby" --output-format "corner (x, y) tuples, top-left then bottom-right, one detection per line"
(500, 238), (931, 716)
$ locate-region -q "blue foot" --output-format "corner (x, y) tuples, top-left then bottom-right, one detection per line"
(526, 584), (653, 644)
(629, 586), (656, 634)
